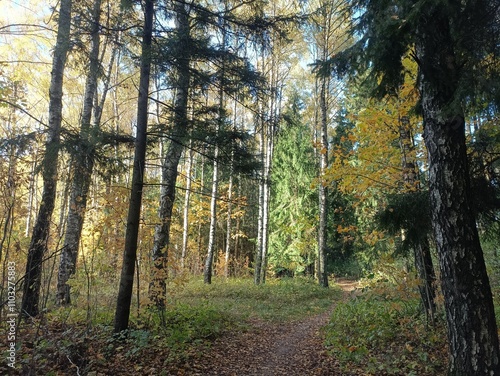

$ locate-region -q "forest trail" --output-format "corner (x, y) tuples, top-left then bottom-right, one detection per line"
(182, 280), (358, 376)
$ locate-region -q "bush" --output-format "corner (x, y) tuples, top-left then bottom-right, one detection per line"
(160, 302), (228, 349)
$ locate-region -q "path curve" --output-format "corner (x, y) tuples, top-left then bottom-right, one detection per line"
(184, 281), (358, 376)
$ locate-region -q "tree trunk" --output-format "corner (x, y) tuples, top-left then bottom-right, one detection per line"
(149, 133), (186, 305)
(205, 11), (228, 284)
(113, 0), (154, 333)
(224, 152), (234, 278)
(317, 76), (329, 288)
(418, 14), (500, 373)
(254, 111), (265, 285)
(21, 0), (73, 318)
(149, 1), (191, 308)
(260, 122), (273, 283)
(57, 0), (102, 306)
(204, 143), (219, 284)
(424, 113), (500, 374)
(181, 143), (194, 269)
(425, 113), (500, 374)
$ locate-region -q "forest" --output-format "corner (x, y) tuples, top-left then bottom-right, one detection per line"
(0, 0), (499, 374)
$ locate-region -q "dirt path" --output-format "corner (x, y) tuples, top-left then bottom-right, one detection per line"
(182, 281), (358, 376)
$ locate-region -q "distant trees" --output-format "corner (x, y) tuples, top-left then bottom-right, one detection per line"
(269, 94), (317, 275)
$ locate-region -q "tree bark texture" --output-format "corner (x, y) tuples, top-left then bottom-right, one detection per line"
(21, 0), (73, 318)
(114, 0), (154, 333)
(57, 0), (102, 306)
(424, 112), (500, 374)
(260, 123), (273, 284)
(418, 8), (500, 374)
(149, 1), (190, 306)
(254, 128), (264, 285)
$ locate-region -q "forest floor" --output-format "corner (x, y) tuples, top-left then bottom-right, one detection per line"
(5, 280), (358, 376)
(179, 280), (359, 376)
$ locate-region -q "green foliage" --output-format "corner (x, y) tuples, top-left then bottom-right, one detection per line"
(331, 0), (500, 106)
(469, 120), (500, 242)
(269, 94), (317, 274)
(324, 283), (447, 375)
(108, 328), (151, 358)
(376, 191), (431, 255)
(159, 302), (228, 350)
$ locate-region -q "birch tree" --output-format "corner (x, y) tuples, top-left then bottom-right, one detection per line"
(149, 0), (192, 308)
(21, 0), (73, 318)
(56, 0), (102, 306)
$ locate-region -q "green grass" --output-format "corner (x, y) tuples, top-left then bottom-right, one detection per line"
(168, 276), (342, 323)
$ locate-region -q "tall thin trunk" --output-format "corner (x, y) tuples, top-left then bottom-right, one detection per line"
(204, 9), (228, 285)
(57, 0), (102, 306)
(234, 172), (242, 262)
(21, 0), (73, 318)
(194, 153), (205, 275)
(114, 0), (154, 333)
(57, 162), (71, 239)
(260, 121), (273, 283)
(181, 143), (194, 269)
(25, 153), (37, 237)
(418, 13), (500, 373)
(254, 112), (265, 285)
(317, 76), (329, 288)
(204, 143), (219, 284)
(224, 152), (234, 278)
(149, 1), (191, 308)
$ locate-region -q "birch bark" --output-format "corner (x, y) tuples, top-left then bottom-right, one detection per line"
(57, 0), (102, 306)
(22, 0), (73, 318)
(149, 1), (191, 307)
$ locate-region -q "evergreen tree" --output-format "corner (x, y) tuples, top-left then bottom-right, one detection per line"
(329, 0), (500, 373)
(269, 94), (317, 275)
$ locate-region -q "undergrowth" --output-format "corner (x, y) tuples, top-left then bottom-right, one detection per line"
(324, 270), (448, 375)
(6, 277), (341, 375)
